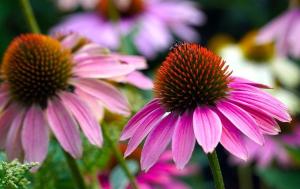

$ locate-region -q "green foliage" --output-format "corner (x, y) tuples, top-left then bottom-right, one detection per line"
(257, 167), (300, 189)
(0, 160), (37, 189)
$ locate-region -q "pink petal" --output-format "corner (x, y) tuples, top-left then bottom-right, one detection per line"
(120, 99), (161, 140)
(172, 112), (195, 169)
(75, 88), (104, 121)
(124, 71), (153, 89)
(234, 103), (280, 135)
(22, 105), (49, 163)
(6, 108), (25, 161)
(46, 98), (82, 158)
(72, 78), (130, 115)
(124, 107), (165, 157)
(60, 92), (103, 147)
(0, 104), (19, 149)
(230, 91), (291, 122)
(217, 101), (264, 145)
(113, 54), (148, 70)
(230, 77), (272, 89)
(193, 107), (222, 153)
(218, 112), (248, 160)
(73, 56), (135, 78)
(60, 33), (81, 49)
(141, 113), (178, 171)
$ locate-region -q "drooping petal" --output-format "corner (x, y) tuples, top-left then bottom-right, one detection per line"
(120, 99), (161, 140)
(113, 54), (148, 69)
(6, 108), (25, 161)
(230, 77), (272, 89)
(217, 112), (248, 160)
(0, 103), (20, 149)
(193, 107), (222, 153)
(230, 92), (291, 122)
(22, 105), (49, 163)
(73, 57), (135, 78)
(46, 98), (82, 158)
(124, 107), (165, 157)
(172, 112), (195, 169)
(72, 78), (130, 115)
(60, 92), (103, 147)
(217, 101), (264, 145)
(141, 113), (178, 171)
(123, 71), (153, 90)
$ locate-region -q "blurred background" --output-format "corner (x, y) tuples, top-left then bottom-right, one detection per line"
(1, 0), (300, 189)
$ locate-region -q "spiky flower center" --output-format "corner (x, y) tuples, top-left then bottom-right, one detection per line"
(154, 43), (231, 113)
(1, 34), (73, 107)
(97, 0), (145, 20)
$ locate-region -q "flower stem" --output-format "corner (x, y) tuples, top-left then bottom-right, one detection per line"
(19, 0), (40, 33)
(207, 150), (225, 189)
(102, 124), (139, 189)
(63, 151), (87, 189)
(238, 166), (253, 189)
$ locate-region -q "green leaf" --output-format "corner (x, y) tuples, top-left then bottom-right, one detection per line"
(109, 160), (139, 189)
(257, 167), (300, 189)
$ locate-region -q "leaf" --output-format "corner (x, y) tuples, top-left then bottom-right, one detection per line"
(109, 160), (139, 189)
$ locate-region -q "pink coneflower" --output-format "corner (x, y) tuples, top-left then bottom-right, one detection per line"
(231, 125), (300, 167)
(257, 7), (300, 58)
(120, 43), (291, 171)
(51, 0), (205, 58)
(98, 152), (194, 189)
(0, 33), (147, 164)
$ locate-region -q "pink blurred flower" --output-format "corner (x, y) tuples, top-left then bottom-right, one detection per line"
(231, 125), (300, 167)
(51, 0), (205, 58)
(120, 43), (291, 171)
(0, 33), (147, 164)
(257, 8), (300, 58)
(98, 152), (195, 189)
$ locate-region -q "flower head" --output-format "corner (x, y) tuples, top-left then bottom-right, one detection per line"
(51, 0), (205, 58)
(0, 33), (146, 165)
(120, 43), (291, 170)
(98, 151), (195, 189)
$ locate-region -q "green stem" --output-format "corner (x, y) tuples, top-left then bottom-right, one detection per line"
(207, 151), (225, 189)
(107, 0), (120, 22)
(238, 166), (253, 189)
(102, 124), (139, 189)
(63, 151), (87, 189)
(19, 0), (40, 33)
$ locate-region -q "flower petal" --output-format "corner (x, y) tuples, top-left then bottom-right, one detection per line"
(0, 103), (19, 149)
(72, 78), (130, 115)
(124, 107), (165, 157)
(218, 112), (248, 160)
(73, 56), (135, 78)
(217, 101), (264, 145)
(6, 108), (25, 161)
(60, 92), (103, 147)
(22, 105), (49, 163)
(120, 99), (161, 140)
(230, 77), (272, 89)
(172, 112), (195, 169)
(46, 98), (82, 158)
(141, 113), (178, 171)
(193, 107), (222, 153)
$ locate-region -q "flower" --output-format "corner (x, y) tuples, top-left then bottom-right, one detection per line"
(231, 124), (300, 168)
(51, 0), (205, 58)
(98, 151), (195, 189)
(55, 0), (98, 11)
(0, 33), (147, 164)
(120, 43), (291, 171)
(256, 7), (300, 58)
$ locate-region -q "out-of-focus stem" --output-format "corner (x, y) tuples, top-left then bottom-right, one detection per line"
(102, 124), (139, 189)
(19, 0), (40, 33)
(238, 166), (253, 189)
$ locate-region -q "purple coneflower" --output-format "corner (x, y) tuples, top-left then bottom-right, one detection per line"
(120, 43), (291, 171)
(0, 33), (147, 164)
(257, 5), (300, 58)
(51, 0), (205, 58)
(98, 152), (195, 189)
